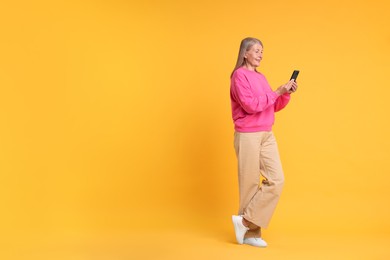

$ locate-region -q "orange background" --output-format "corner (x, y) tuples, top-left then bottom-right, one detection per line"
(0, 0), (389, 259)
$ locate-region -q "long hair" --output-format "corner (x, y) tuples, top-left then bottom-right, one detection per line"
(230, 37), (263, 78)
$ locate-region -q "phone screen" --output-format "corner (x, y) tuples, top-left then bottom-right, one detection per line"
(290, 70), (299, 81)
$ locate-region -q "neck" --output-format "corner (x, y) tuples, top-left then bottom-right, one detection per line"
(243, 64), (256, 71)
(243, 62), (256, 71)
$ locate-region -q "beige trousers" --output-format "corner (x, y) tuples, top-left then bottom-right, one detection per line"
(234, 131), (285, 238)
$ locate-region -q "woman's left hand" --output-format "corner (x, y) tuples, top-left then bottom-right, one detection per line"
(288, 81), (298, 93)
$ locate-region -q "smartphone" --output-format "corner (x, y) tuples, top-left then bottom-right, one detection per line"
(290, 70), (300, 82)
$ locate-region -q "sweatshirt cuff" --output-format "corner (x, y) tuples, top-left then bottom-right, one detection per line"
(271, 91), (280, 99)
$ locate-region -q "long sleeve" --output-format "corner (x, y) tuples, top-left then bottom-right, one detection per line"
(274, 93), (291, 112)
(232, 72), (279, 114)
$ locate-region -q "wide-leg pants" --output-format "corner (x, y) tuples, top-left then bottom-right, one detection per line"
(234, 131), (285, 238)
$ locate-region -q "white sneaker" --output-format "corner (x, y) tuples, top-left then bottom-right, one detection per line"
(232, 215), (249, 244)
(243, 237), (268, 247)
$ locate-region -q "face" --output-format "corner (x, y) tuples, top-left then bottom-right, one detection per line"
(244, 43), (263, 70)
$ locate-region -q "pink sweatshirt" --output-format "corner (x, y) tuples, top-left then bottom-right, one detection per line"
(230, 67), (290, 132)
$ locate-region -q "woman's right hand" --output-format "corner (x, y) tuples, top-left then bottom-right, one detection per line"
(275, 80), (296, 95)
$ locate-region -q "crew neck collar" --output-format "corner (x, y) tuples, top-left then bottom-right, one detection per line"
(240, 66), (260, 74)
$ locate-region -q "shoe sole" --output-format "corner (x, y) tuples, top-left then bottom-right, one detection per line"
(243, 241), (267, 248)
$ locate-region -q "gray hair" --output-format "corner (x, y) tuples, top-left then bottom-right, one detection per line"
(231, 37), (263, 78)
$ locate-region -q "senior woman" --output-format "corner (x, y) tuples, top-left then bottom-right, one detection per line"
(230, 37), (298, 247)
